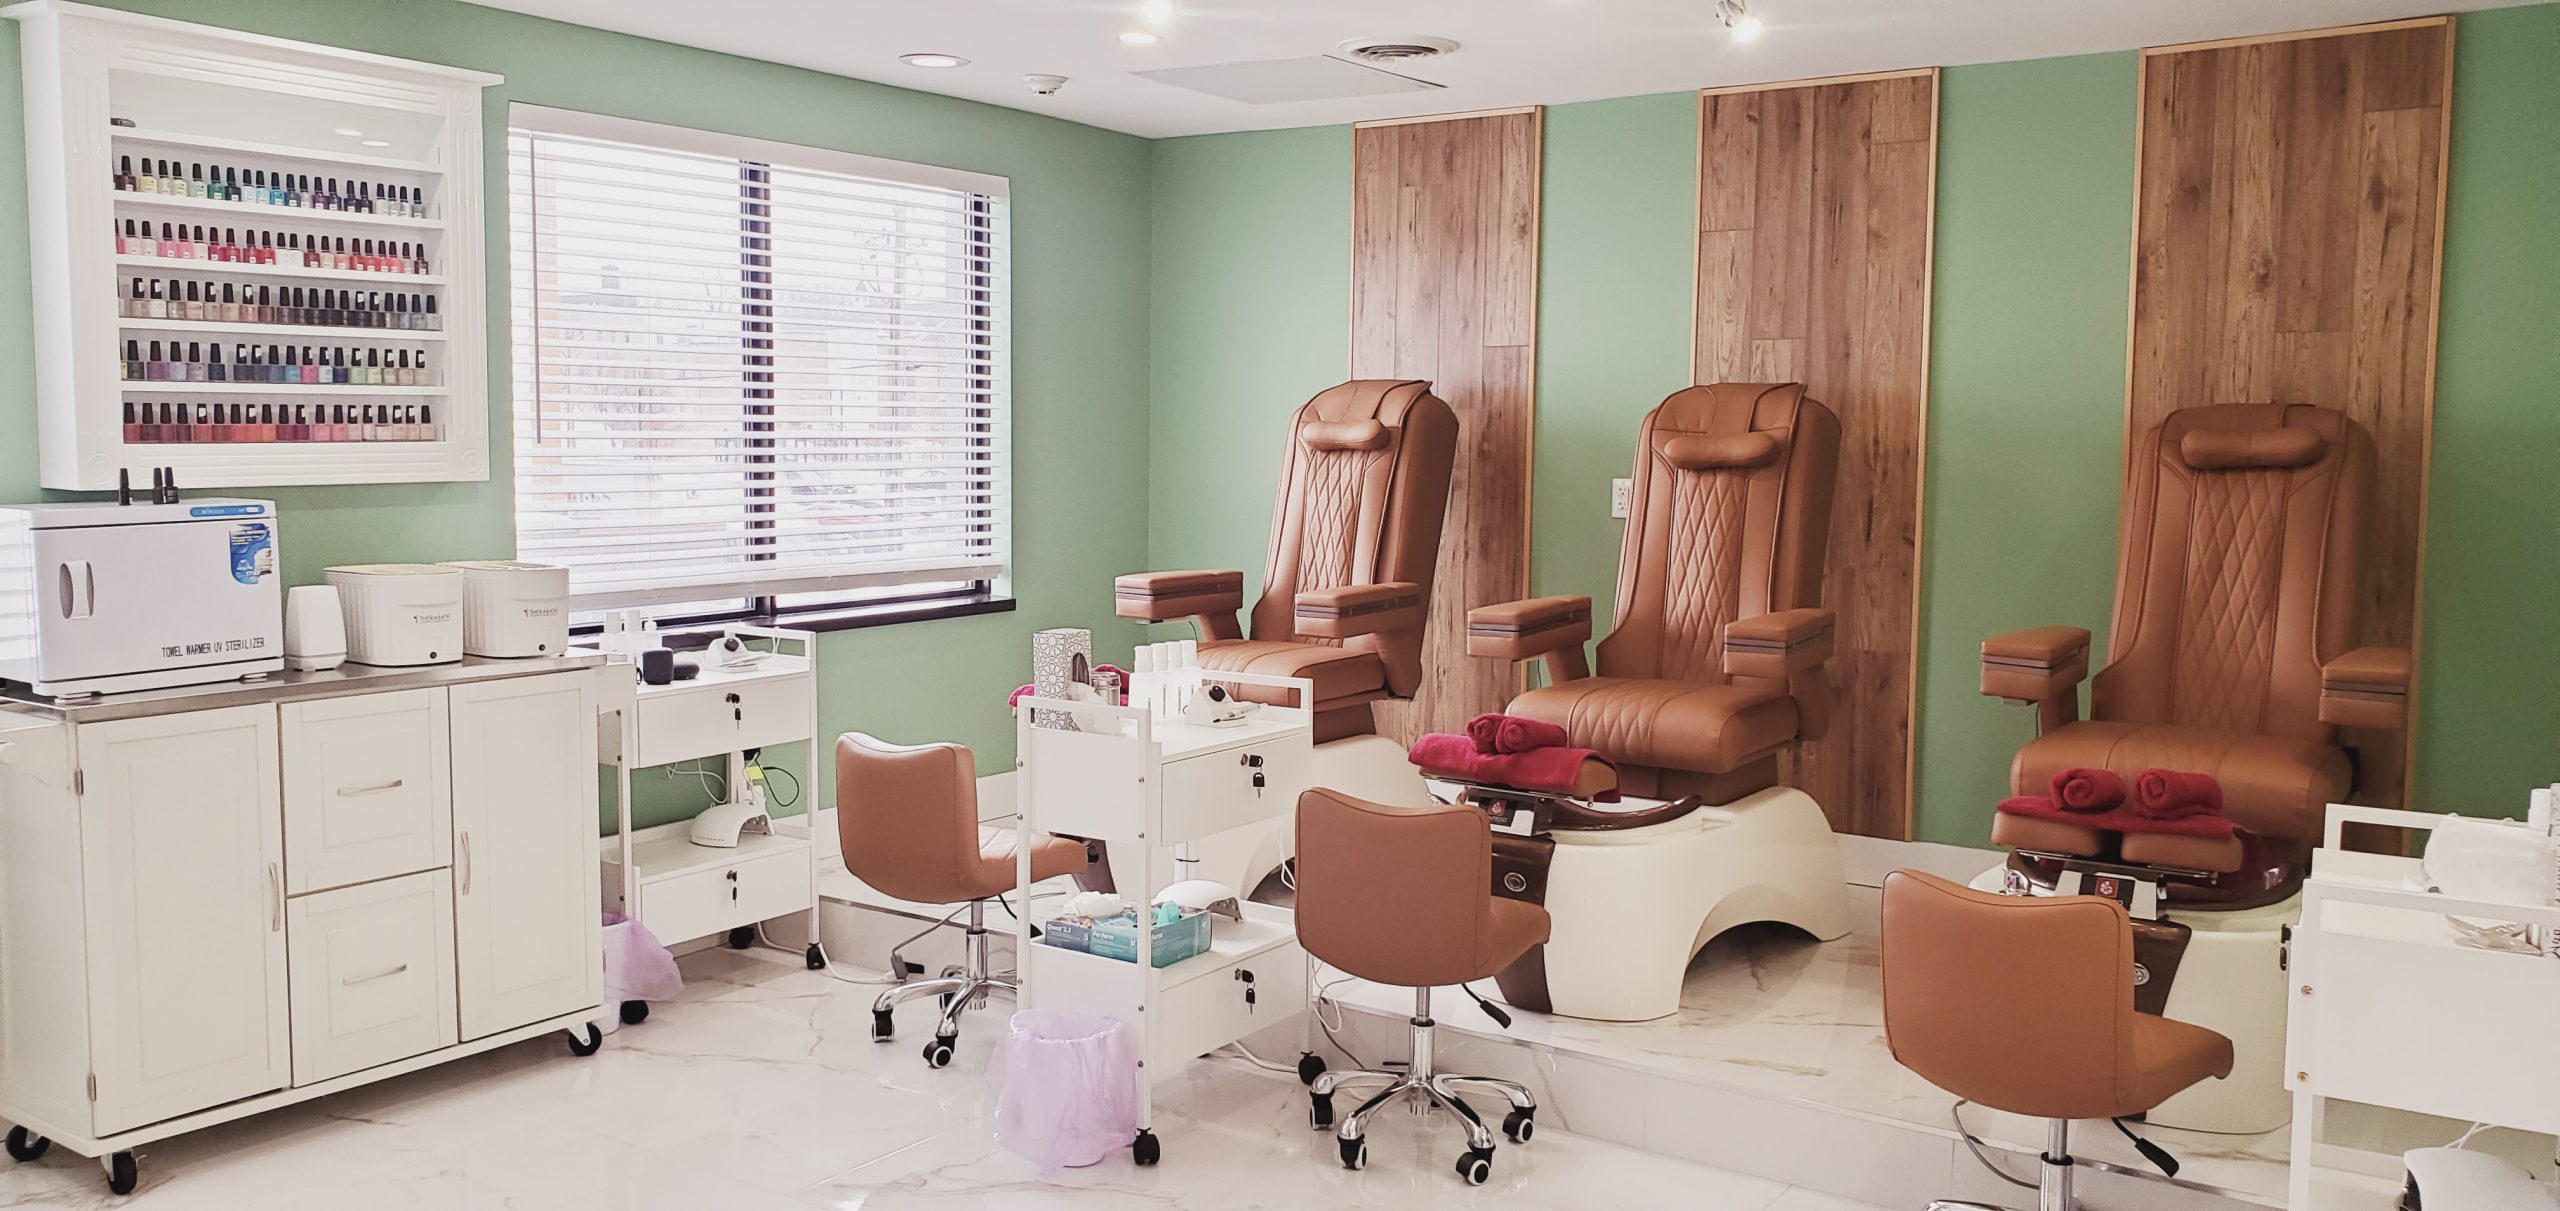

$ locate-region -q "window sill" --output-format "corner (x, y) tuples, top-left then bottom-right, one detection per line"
(655, 593), (1016, 646)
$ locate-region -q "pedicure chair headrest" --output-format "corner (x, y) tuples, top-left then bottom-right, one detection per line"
(1659, 431), (1782, 470)
(2177, 426), (2326, 470)
(1297, 418), (1389, 451)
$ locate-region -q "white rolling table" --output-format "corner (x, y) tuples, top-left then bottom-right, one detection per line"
(1011, 671), (1316, 1167)
(2285, 803), (2560, 1207)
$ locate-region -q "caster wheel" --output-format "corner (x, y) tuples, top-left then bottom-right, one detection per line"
(5, 1126), (48, 1162)
(1336, 1136), (1367, 1171)
(1503, 1108), (1535, 1144)
(1130, 1130), (1160, 1167)
(1296, 1052), (1326, 1087)
(870, 1009), (896, 1043)
(105, 1151), (138, 1196)
(619, 1000), (649, 1026)
(1455, 1148), (1492, 1186)
(726, 926), (755, 950)
(1308, 1092), (1334, 1130)
(921, 1036), (956, 1069)
(566, 1023), (604, 1056)
(804, 943), (826, 971)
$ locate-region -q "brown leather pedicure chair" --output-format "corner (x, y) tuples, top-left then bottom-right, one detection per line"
(1449, 382), (1853, 1021)
(1111, 380), (1460, 895)
(1973, 402), (2409, 1135)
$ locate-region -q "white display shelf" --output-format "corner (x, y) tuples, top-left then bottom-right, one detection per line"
(112, 190), (445, 231)
(119, 381), (445, 395)
(116, 318), (449, 341)
(114, 255), (446, 287)
(113, 126), (445, 175)
(7, 0), (498, 489)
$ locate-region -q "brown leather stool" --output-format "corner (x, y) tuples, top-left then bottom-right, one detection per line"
(1295, 788), (1551, 1185)
(1880, 871), (2235, 1211)
(837, 733), (1086, 1069)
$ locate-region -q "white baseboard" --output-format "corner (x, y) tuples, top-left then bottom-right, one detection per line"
(1836, 833), (2003, 888)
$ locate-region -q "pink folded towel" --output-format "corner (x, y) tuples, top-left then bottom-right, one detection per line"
(1464, 713), (1505, 754)
(2049, 767), (2127, 812)
(2132, 769), (2224, 821)
(1411, 732), (1618, 801)
(1463, 713), (1571, 755)
(1998, 793), (2238, 841)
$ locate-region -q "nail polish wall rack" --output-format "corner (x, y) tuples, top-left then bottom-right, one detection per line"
(120, 399), (445, 444)
(9, 0), (497, 489)
(114, 189), (444, 232)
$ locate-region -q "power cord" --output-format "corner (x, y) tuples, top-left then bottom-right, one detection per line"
(2111, 1117), (2181, 1178)
(1950, 1100), (2039, 1191)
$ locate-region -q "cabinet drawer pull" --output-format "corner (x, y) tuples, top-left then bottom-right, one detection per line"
(335, 778), (406, 797)
(458, 832), (472, 895)
(341, 963), (409, 986)
(268, 862), (282, 932)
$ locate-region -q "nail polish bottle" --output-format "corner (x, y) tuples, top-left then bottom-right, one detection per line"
(122, 339), (142, 380)
(151, 158), (171, 195)
(254, 285), (271, 324)
(415, 348), (430, 386)
(115, 154), (135, 191)
(217, 282), (236, 323)
(421, 404), (439, 442)
(301, 346), (320, 385)
(133, 156), (155, 193)
(184, 342), (204, 382)
(208, 344), (227, 383)
(181, 279), (201, 321)
(140, 403), (161, 443)
(122, 401), (141, 443)
(423, 295), (440, 331)
(185, 225), (202, 259)
(145, 340), (167, 381)
(186, 403), (205, 443)
(183, 163), (202, 198)
(139, 277), (159, 319)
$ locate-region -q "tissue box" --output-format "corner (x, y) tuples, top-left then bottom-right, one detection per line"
(1030, 627), (1091, 731)
(1040, 908), (1212, 968)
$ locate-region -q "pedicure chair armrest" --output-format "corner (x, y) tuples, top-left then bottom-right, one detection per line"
(1114, 570), (1245, 640)
(1722, 609), (1835, 677)
(1466, 596), (1594, 682)
(1981, 626), (2090, 734)
(1295, 582), (1425, 639)
(2320, 646), (2412, 730)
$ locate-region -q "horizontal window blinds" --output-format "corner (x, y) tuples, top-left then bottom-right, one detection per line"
(508, 122), (1008, 610)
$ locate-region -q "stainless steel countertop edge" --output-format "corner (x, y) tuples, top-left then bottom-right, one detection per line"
(1, 651), (611, 723)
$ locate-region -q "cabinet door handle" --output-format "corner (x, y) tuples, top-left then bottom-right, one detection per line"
(335, 778), (405, 797)
(458, 832), (472, 895)
(267, 862), (282, 932)
(342, 963), (409, 986)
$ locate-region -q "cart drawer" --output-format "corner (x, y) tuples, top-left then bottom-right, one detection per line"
(1156, 734), (1308, 846)
(281, 687), (451, 894)
(637, 846), (812, 946)
(1146, 939), (1305, 1073)
(632, 673), (811, 767)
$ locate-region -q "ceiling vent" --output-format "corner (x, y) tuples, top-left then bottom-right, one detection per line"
(1335, 36), (1459, 65)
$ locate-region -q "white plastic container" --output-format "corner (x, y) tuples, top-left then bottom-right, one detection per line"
(441, 560), (569, 658)
(325, 564), (464, 667)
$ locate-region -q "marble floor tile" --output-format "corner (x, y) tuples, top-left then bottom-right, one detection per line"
(0, 943), (1881, 1211)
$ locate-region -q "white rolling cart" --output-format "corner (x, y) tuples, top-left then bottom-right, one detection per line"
(1011, 671), (1316, 1167)
(2284, 804), (2560, 1207)
(595, 625), (827, 1023)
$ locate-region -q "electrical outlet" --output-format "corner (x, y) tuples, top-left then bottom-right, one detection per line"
(1610, 478), (1632, 519)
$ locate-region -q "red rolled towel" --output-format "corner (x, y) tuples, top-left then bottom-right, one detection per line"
(2132, 769), (2223, 821)
(1409, 732), (1619, 801)
(2049, 767), (2126, 812)
(1998, 794), (2065, 821)
(1464, 713), (1506, 754)
(1492, 714), (1569, 754)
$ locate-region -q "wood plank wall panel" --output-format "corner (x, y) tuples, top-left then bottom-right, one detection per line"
(1694, 71), (1937, 841)
(1353, 110), (1542, 744)
(2130, 20), (2451, 806)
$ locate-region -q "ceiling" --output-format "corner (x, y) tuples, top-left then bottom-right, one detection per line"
(461, 0), (2515, 139)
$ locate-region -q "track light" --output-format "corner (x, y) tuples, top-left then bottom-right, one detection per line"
(1717, 0), (1763, 42)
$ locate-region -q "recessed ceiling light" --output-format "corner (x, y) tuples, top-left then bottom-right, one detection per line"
(333, 128), (364, 137)
(360, 139), (392, 147)
(1140, 0), (1174, 26)
(1118, 30), (1160, 46)
(899, 52), (969, 68)
(1716, 0), (1764, 42)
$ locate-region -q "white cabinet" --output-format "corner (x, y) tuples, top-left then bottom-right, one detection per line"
(285, 872), (455, 1084)
(450, 672), (601, 1040)
(281, 687), (450, 894)
(74, 704), (288, 1136)
(0, 656), (605, 1189)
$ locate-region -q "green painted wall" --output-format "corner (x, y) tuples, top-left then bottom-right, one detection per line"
(0, 0), (1155, 828)
(1144, 125), (1350, 591)
(1908, 54), (2139, 843)
(1140, 9), (2560, 844)
(2412, 3), (2560, 820)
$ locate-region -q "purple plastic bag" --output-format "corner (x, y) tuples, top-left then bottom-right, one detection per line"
(991, 1009), (1139, 1172)
(602, 912), (684, 1004)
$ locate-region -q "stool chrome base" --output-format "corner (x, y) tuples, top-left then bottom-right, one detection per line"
(868, 900), (1013, 1069)
(1308, 988), (1536, 1186)
(1928, 1119), (2079, 1211)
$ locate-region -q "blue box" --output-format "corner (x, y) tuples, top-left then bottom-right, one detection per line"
(1041, 908), (1212, 968)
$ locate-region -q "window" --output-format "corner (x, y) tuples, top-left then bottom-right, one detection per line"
(507, 107), (1010, 623)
